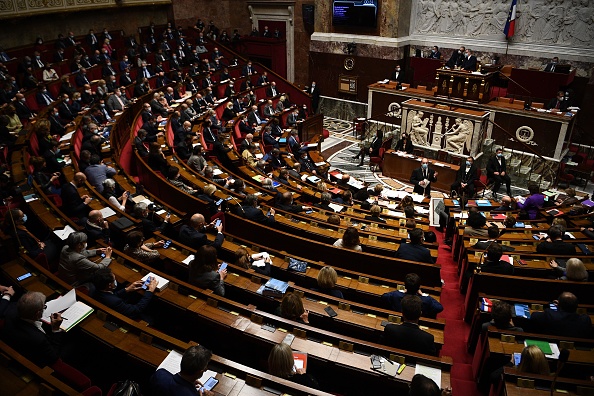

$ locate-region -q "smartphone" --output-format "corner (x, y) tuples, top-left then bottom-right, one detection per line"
(17, 272), (32, 282)
(267, 210), (271, 216)
(166, 211), (171, 216)
(532, 235), (540, 240)
(305, 210), (313, 214)
(215, 199), (223, 206)
(219, 262), (228, 272)
(163, 240), (172, 249)
(549, 303), (558, 311)
(142, 276), (152, 290)
(101, 253), (106, 258)
(215, 219), (222, 228)
(201, 377), (219, 391)
(513, 352), (522, 366)
(324, 306), (338, 317)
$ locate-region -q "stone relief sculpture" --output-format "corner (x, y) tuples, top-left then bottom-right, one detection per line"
(411, 0), (594, 47)
(444, 118), (473, 154)
(407, 110), (430, 146)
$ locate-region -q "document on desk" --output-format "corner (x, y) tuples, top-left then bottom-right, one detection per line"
(182, 255), (195, 265)
(411, 194), (425, 203)
(42, 289), (93, 331)
(42, 289), (77, 323)
(53, 225), (76, 240)
(328, 203), (344, 213)
(157, 350), (183, 374)
(99, 207), (117, 219)
(415, 364), (441, 388)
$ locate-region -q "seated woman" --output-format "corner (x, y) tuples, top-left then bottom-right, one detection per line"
(395, 132), (413, 154)
(123, 231), (164, 264)
(517, 345), (550, 375)
(229, 179), (247, 199)
(333, 226), (362, 251)
(277, 292), (309, 324)
(2, 209), (60, 263)
(102, 178), (128, 211)
(196, 184), (221, 216)
(549, 258), (589, 281)
(315, 266), (344, 299)
(29, 155), (61, 195)
(188, 245), (226, 296)
(268, 343), (319, 389)
(147, 142), (169, 175)
(58, 231), (112, 285)
(233, 247), (271, 276)
(516, 183), (545, 220)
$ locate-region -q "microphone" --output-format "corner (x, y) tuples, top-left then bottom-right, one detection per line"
(229, 195), (244, 215)
(550, 348), (570, 396)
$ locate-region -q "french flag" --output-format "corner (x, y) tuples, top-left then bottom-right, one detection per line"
(504, 0), (517, 39)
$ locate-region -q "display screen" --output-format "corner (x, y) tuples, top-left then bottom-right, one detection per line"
(332, 0), (378, 28)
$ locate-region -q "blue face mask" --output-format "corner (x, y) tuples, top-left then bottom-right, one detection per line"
(466, 161), (471, 166)
(54, 148), (61, 155)
(22, 214), (27, 223)
(422, 163), (428, 169)
(497, 153), (502, 157)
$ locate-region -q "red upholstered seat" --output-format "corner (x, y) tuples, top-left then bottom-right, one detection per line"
(51, 359), (92, 392)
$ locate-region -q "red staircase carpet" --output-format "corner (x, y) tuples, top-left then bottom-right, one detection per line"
(435, 229), (484, 395)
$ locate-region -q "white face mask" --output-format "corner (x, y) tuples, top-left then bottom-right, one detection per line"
(113, 279), (118, 288)
(83, 243), (87, 250)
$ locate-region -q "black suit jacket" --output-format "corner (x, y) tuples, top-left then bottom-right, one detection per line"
(410, 167), (437, 195)
(486, 156), (507, 178)
(178, 225), (223, 250)
(462, 55), (477, 71)
(530, 309), (592, 339)
(455, 164), (477, 184)
(2, 318), (62, 367)
(389, 70), (405, 82)
(382, 322), (436, 356)
(60, 182), (90, 219)
(546, 97), (568, 111)
(395, 243), (435, 264)
(243, 206), (275, 225)
(395, 138), (413, 153)
(95, 289), (153, 321)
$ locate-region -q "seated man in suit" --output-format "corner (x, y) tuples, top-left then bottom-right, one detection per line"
(530, 292), (592, 339)
(314, 192), (334, 212)
(486, 148), (512, 198)
(276, 192), (310, 214)
(178, 213), (224, 250)
(85, 210), (110, 244)
(381, 273), (444, 319)
(42, 139), (67, 173)
(263, 148), (286, 169)
(481, 300), (523, 333)
(472, 225), (515, 252)
(365, 205), (386, 223)
(106, 89), (129, 114)
(545, 90), (569, 112)
(240, 194), (275, 225)
(480, 243), (514, 275)
(462, 48), (477, 71)
(428, 45), (441, 59)
(395, 228), (435, 264)
(60, 172), (93, 223)
(382, 295), (437, 355)
(92, 268), (157, 324)
(1, 291), (65, 367)
(544, 56), (559, 72)
(262, 127), (280, 149)
(389, 65), (404, 82)
(536, 225), (575, 255)
(410, 158), (438, 197)
(451, 156), (477, 198)
(133, 202), (171, 238)
(150, 345), (213, 395)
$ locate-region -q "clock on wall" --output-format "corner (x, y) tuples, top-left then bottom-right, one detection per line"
(344, 57), (355, 70)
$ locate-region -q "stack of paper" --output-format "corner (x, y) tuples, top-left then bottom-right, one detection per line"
(415, 364), (441, 387)
(99, 207), (117, 219)
(53, 225), (76, 240)
(42, 289), (93, 332)
(141, 272), (170, 292)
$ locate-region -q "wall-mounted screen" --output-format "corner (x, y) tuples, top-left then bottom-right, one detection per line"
(332, 0), (378, 28)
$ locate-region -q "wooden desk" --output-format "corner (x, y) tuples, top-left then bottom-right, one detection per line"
(409, 57), (445, 88)
(509, 68), (576, 102)
(382, 151), (459, 192)
(434, 69), (496, 103)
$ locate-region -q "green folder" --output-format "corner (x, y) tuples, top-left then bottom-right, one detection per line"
(524, 339), (552, 355)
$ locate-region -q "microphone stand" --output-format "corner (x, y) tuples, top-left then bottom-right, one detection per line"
(229, 195), (245, 215)
(495, 71), (532, 108)
(550, 349), (570, 396)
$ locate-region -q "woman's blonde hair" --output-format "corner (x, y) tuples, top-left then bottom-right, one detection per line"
(518, 345), (550, 375)
(268, 343), (294, 378)
(317, 266), (338, 289)
(370, 205), (381, 217)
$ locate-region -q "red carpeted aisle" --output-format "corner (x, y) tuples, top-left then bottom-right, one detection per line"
(434, 229), (484, 395)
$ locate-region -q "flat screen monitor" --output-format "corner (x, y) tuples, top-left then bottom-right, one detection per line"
(332, 0), (378, 28)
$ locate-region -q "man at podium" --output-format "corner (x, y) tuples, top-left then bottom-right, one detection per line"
(389, 65), (405, 82)
(462, 49), (477, 71)
(544, 57), (559, 72)
(446, 46), (465, 69)
(545, 91), (568, 112)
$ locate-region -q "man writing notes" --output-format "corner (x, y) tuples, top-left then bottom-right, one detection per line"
(410, 158), (438, 197)
(487, 148), (512, 198)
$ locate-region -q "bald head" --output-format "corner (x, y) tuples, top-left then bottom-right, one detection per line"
(88, 210), (102, 222)
(501, 196), (512, 205)
(246, 133), (253, 141)
(189, 213), (205, 229)
(73, 172), (87, 185)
